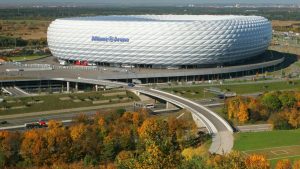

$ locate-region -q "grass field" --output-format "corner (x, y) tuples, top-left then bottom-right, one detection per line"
(163, 80), (300, 99)
(9, 55), (47, 61)
(234, 129), (300, 166)
(0, 90), (139, 115)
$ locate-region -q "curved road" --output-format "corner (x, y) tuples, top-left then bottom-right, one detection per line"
(0, 77), (234, 154)
(134, 87), (234, 154)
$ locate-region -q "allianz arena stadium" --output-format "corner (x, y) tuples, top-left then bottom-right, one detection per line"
(47, 15), (272, 68)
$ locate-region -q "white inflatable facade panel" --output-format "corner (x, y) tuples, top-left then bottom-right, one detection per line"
(47, 15), (272, 66)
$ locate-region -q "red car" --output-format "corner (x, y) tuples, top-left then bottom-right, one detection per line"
(75, 60), (88, 66)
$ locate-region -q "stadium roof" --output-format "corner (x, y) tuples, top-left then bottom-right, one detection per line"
(60, 15), (265, 22)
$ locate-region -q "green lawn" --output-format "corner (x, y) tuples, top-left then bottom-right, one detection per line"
(0, 90), (139, 115)
(234, 129), (300, 167)
(234, 129), (300, 151)
(163, 80), (300, 99)
(9, 55), (47, 61)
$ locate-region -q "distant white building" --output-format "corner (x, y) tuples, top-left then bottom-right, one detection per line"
(48, 15), (272, 68)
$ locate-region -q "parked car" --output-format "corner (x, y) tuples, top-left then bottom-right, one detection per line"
(0, 121), (8, 125)
(128, 83), (135, 87)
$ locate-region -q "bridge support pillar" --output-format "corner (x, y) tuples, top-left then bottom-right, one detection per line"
(134, 91), (140, 96)
(166, 101), (171, 109)
(75, 83), (78, 91)
(166, 101), (176, 109)
(66, 81), (70, 93)
(191, 113), (206, 129)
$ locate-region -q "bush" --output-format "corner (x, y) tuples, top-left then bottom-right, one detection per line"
(115, 108), (126, 116)
(278, 93), (296, 108)
(261, 93), (282, 111)
(269, 114), (292, 130)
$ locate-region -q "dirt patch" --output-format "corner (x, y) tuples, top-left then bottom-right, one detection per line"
(272, 20), (300, 27)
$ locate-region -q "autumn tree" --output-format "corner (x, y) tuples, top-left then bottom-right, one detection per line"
(248, 98), (267, 121)
(115, 150), (135, 169)
(74, 113), (90, 124)
(137, 144), (178, 169)
(295, 92), (300, 108)
(293, 160), (300, 169)
(268, 112), (292, 130)
(21, 129), (47, 165)
(208, 151), (246, 169)
(226, 97), (240, 120)
(69, 123), (89, 161)
(237, 102), (249, 123)
(226, 96), (250, 123)
(132, 112), (141, 126)
(138, 118), (169, 146)
(287, 108), (300, 128)
(245, 154), (270, 169)
(43, 120), (72, 164)
(275, 159), (292, 169)
(0, 131), (21, 166)
(138, 118), (181, 168)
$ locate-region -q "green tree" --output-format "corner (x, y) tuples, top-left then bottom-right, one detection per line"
(179, 156), (209, 169)
(115, 151), (135, 169)
(0, 151), (5, 168)
(261, 93), (282, 111)
(278, 93), (296, 108)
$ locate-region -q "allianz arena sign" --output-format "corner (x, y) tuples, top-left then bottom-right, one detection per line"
(91, 36), (129, 42)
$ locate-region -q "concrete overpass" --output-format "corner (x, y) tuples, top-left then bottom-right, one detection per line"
(132, 87), (234, 154)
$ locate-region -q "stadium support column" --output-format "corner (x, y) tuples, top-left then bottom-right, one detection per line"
(67, 81), (70, 93)
(95, 85), (98, 91)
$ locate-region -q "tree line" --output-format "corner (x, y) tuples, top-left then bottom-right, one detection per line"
(0, 36), (47, 48)
(225, 90), (300, 129)
(0, 108), (201, 168)
(1, 108), (300, 168)
(0, 7), (300, 21)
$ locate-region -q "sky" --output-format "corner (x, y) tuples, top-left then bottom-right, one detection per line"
(0, 0), (299, 7)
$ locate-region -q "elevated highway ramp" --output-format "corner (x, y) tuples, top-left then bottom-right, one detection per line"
(135, 88), (234, 154)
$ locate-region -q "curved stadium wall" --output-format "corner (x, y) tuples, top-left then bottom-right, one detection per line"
(47, 15), (272, 67)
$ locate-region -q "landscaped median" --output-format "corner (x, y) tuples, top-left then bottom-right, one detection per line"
(8, 55), (48, 62)
(162, 79), (300, 99)
(0, 90), (139, 116)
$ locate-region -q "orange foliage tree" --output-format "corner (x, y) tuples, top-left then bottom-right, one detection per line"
(275, 159), (292, 169)
(245, 154), (270, 169)
(21, 129), (47, 165)
(237, 102), (249, 123)
(293, 160), (300, 169)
